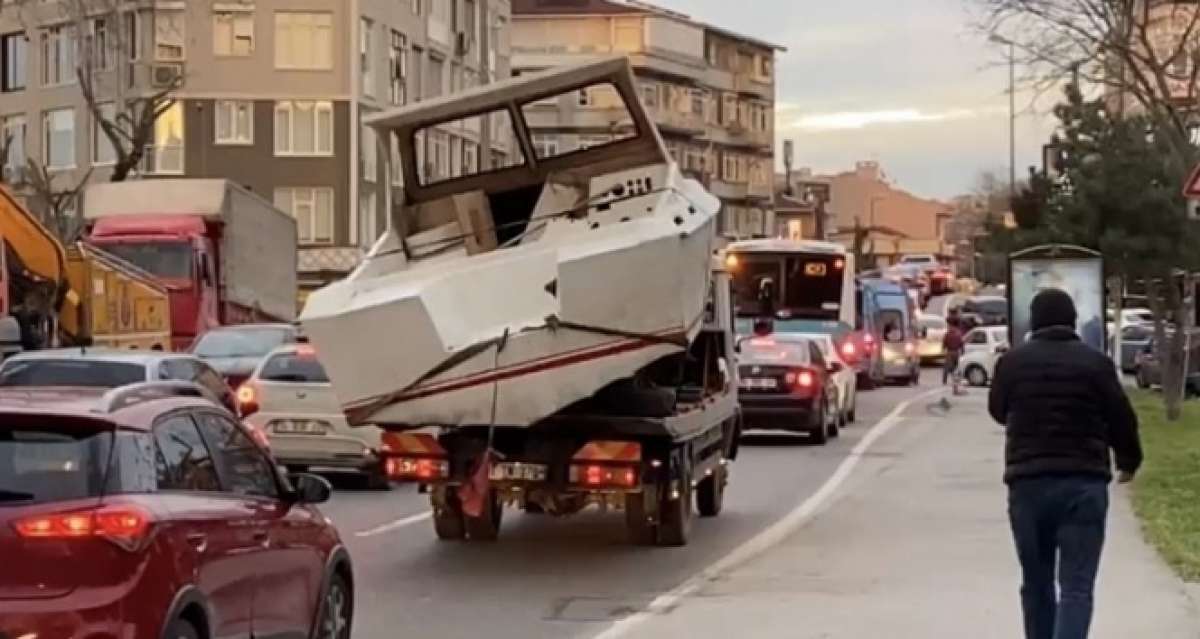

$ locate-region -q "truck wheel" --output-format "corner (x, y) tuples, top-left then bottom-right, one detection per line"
(464, 490), (503, 542)
(432, 487), (466, 541)
(657, 477), (692, 547)
(696, 465), (727, 518)
(624, 491), (657, 546)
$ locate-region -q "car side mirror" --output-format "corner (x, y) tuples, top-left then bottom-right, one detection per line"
(828, 362), (844, 373)
(289, 473), (332, 504)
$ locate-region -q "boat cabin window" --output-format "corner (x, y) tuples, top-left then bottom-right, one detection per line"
(414, 108), (525, 186)
(520, 82), (637, 160)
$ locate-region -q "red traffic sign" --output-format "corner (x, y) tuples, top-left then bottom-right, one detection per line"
(1184, 162), (1200, 198)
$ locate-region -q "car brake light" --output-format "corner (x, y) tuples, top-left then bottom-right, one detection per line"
(295, 344), (317, 358)
(237, 383), (259, 418)
(786, 369), (815, 388)
(904, 342), (916, 355)
(15, 505), (153, 551)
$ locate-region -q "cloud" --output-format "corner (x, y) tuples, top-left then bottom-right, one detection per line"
(788, 107), (1005, 132)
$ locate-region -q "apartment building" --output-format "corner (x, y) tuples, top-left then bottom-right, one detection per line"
(511, 0), (782, 238)
(0, 0), (512, 289)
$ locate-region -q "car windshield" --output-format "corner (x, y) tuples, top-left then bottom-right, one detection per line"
(102, 242), (193, 280)
(967, 299), (1007, 315)
(0, 423), (112, 505)
(735, 318), (852, 341)
(259, 352), (330, 383)
(194, 328), (291, 358)
(740, 338), (810, 363)
(0, 360), (146, 388)
(920, 316), (947, 330)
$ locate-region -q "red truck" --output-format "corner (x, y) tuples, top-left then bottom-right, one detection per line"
(82, 179), (299, 351)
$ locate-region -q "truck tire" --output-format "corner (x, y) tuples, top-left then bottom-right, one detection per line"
(658, 476), (692, 547)
(432, 487), (466, 541)
(624, 491), (657, 546)
(464, 490), (503, 542)
(696, 464), (727, 518)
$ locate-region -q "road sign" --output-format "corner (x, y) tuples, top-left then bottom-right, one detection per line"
(1183, 162), (1200, 198)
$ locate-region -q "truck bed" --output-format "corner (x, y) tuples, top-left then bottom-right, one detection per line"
(535, 389), (738, 441)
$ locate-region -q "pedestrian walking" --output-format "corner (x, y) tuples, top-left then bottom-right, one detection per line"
(942, 311), (965, 392)
(988, 289), (1143, 639)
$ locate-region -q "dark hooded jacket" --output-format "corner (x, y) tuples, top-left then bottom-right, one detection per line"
(988, 289), (1142, 484)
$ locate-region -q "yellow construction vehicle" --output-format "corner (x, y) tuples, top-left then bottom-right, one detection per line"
(0, 185), (171, 354)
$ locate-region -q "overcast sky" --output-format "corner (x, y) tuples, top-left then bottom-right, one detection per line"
(657, 0), (1057, 200)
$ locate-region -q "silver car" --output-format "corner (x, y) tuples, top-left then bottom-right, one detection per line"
(917, 314), (948, 363)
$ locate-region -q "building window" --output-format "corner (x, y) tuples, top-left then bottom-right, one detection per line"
(41, 26), (75, 86)
(463, 141), (478, 173)
(215, 100), (253, 145)
(90, 18), (113, 71)
(144, 101), (184, 174)
(427, 54), (445, 98)
(412, 46), (424, 100)
(362, 124), (377, 182)
(722, 93), (737, 126)
(1, 32), (26, 92)
(722, 153), (738, 182)
(275, 12), (333, 70)
(691, 90), (705, 117)
(389, 31), (408, 106)
(214, 10), (255, 57)
(532, 134), (558, 159)
(759, 56), (773, 80)
(42, 107), (75, 170)
(640, 83), (656, 108)
(274, 187), (334, 245)
(92, 102), (116, 165)
(359, 188), (378, 247)
(2, 114), (27, 179)
(360, 18), (374, 97)
(578, 88), (592, 107)
(390, 132), (403, 186)
(124, 12), (141, 62)
(412, 0), (422, 16)
(430, 131), (448, 180)
(274, 101), (333, 156)
(155, 10), (185, 61)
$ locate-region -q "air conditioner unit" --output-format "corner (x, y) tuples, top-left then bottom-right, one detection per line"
(151, 63), (184, 89)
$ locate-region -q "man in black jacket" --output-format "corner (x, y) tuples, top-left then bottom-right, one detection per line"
(989, 288), (1142, 639)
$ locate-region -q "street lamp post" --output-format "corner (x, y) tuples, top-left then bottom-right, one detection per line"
(991, 35), (1017, 199)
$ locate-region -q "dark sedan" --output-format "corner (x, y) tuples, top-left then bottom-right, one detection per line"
(737, 334), (841, 445)
(1135, 334), (1200, 397)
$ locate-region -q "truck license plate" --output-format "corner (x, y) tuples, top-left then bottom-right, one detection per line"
(489, 462), (547, 482)
(740, 377), (778, 390)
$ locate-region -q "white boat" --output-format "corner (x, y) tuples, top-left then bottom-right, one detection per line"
(299, 58), (720, 428)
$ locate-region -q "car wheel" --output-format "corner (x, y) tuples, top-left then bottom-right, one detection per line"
(315, 572), (353, 639)
(966, 365), (988, 387)
(809, 403), (829, 445)
(432, 487), (467, 541)
(164, 618), (200, 639)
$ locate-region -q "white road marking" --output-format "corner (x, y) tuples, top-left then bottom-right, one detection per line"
(592, 386), (947, 639)
(355, 512), (433, 538)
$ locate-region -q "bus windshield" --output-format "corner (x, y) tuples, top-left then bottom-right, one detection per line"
(731, 252), (849, 322)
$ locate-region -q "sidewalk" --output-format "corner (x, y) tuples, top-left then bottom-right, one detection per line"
(620, 391), (1200, 638)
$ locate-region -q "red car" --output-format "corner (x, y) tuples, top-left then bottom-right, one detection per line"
(0, 383), (353, 639)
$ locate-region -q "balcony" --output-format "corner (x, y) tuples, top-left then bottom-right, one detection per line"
(649, 105), (706, 136)
(709, 178), (771, 202)
(734, 72), (773, 99)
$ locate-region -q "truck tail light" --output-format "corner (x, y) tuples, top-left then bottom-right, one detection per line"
(381, 433), (449, 482)
(15, 505), (154, 551)
(237, 383), (259, 418)
(569, 464), (639, 489)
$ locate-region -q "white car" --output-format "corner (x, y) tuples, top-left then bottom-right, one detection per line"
(796, 333), (858, 425)
(240, 344), (388, 487)
(916, 313), (948, 363)
(958, 326), (1010, 387)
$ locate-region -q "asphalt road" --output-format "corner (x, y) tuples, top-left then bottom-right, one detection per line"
(318, 379), (946, 639)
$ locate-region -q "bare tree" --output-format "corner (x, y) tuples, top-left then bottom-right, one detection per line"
(5, 0), (182, 182)
(977, 0), (1200, 175)
(22, 160), (92, 242)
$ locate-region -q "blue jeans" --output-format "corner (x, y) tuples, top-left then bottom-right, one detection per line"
(1008, 476), (1109, 639)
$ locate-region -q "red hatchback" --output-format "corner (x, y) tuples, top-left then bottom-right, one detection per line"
(0, 384), (353, 639)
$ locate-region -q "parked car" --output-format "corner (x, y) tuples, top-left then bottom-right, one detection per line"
(959, 296), (1008, 328)
(0, 383), (353, 639)
(1135, 335), (1200, 396)
(793, 333), (858, 426)
(737, 334), (841, 444)
(191, 323), (302, 389)
(959, 326), (1010, 387)
(241, 344), (387, 487)
(1114, 324), (1154, 373)
(916, 313), (948, 364)
(0, 349), (237, 414)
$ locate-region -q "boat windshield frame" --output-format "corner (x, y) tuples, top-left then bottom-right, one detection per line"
(364, 57), (669, 207)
